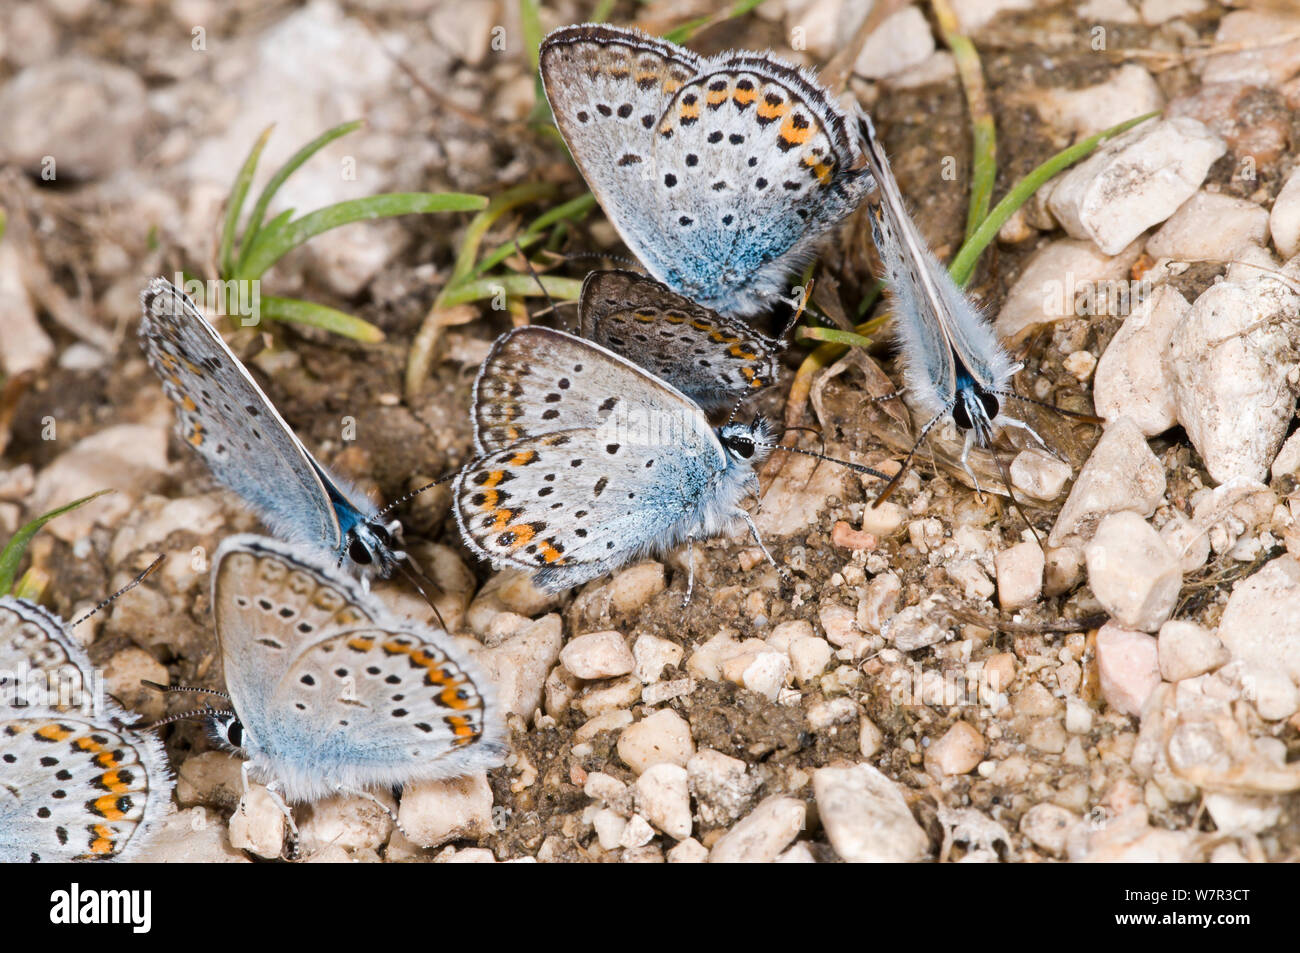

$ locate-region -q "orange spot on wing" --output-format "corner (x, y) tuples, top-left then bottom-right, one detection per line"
(88, 824), (115, 855)
(447, 714), (478, 743)
(90, 794), (127, 820)
(779, 114), (813, 147)
(757, 99), (787, 121)
(537, 541), (565, 564)
(37, 724), (71, 743)
(502, 523), (536, 548)
(508, 450), (536, 467)
(733, 87), (757, 106)
(804, 155), (833, 185)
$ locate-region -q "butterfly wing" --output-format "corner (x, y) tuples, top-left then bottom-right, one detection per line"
(540, 26), (703, 288)
(212, 536), (503, 802)
(862, 120), (1014, 403)
(472, 325), (704, 453)
(0, 597), (95, 712)
(576, 270), (779, 411)
(542, 25), (872, 317)
(139, 279), (346, 552)
(648, 55), (874, 314)
(860, 126), (958, 416)
(0, 709), (170, 862)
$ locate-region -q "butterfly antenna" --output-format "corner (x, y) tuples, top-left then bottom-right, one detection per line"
(996, 390), (1103, 425)
(141, 680), (231, 700)
(872, 403), (955, 507)
(992, 449), (1043, 549)
(376, 479), (442, 521)
(395, 555), (449, 631)
(560, 250), (643, 271)
(724, 393), (748, 426)
(516, 240), (563, 324)
(70, 554), (165, 629)
(132, 706), (237, 733)
(759, 429), (888, 481)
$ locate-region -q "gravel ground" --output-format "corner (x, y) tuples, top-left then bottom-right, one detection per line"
(2, 0), (1300, 863)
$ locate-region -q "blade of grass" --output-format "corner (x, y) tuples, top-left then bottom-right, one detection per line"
(591, 0), (617, 21)
(520, 0), (544, 72)
(948, 111), (1158, 287)
(797, 327), (874, 349)
(238, 120), (365, 267)
(521, 0), (547, 107)
(664, 0), (768, 44)
(11, 567), (50, 604)
(471, 192), (596, 278)
(238, 192), (487, 279)
(0, 490), (113, 595)
(854, 279), (885, 319)
(437, 273), (583, 309)
(450, 183), (556, 287)
(933, 0), (995, 241)
(220, 125), (274, 277)
(258, 296), (385, 343)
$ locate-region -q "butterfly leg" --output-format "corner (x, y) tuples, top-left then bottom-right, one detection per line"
(334, 784), (411, 843)
(264, 780), (300, 859)
(681, 536), (696, 607)
(959, 429), (986, 502)
(739, 511), (790, 586)
(997, 414), (1058, 460)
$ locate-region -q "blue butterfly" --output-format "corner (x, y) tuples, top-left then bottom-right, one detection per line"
(139, 278), (404, 578)
(540, 24), (874, 317)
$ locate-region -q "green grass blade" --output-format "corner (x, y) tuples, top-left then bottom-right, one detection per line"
(473, 232), (547, 278)
(437, 273), (583, 309)
(0, 490), (113, 595)
(220, 125), (274, 277)
(239, 192), (487, 279)
(591, 0), (617, 21)
(258, 295), (385, 343)
(933, 0), (996, 241)
(797, 327), (874, 349)
(471, 192), (596, 278)
(239, 120), (364, 265)
(947, 111), (1159, 288)
(664, 0), (767, 43)
(450, 183), (555, 286)
(520, 0), (544, 72)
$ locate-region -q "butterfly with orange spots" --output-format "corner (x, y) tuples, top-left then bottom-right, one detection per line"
(0, 597), (171, 862)
(576, 269), (784, 413)
(540, 24), (874, 318)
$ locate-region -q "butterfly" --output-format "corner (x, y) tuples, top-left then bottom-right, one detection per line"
(576, 269), (783, 412)
(860, 117), (1059, 501)
(0, 597), (171, 862)
(168, 535), (506, 814)
(540, 23), (874, 317)
(454, 326), (884, 598)
(139, 278), (406, 578)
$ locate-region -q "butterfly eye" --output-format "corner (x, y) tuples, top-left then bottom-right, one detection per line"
(978, 390), (1000, 421)
(348, 539), (373, 565)
(370, 524), (392, 547)
(726, 435), (755, 459)
(226, 719), (244, 748)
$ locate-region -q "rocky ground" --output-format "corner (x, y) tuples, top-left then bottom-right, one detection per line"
(3, 0), (1300, 863)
